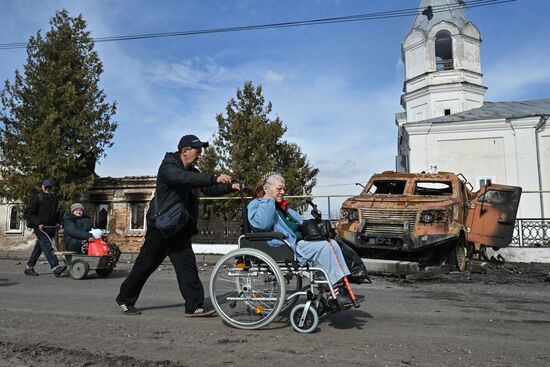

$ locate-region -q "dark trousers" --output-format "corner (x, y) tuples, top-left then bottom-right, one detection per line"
(27, 234), (60, 269)
(116, 226), (204, 313)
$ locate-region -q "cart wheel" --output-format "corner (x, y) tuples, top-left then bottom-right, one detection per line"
(70, 261), (89, 280)
(95, 268), (113, 277)
(290, 303), (319, 333)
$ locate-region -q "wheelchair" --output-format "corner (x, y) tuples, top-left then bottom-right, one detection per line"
(209, 199), (361, 333)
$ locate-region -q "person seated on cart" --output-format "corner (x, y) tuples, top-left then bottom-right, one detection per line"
(63, 203), (94, 253)
(248, 172), (364, 308)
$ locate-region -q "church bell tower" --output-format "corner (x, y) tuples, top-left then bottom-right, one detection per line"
(399, 0), (487, 123)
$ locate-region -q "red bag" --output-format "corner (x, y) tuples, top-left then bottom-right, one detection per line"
(87, 238), (110, 256)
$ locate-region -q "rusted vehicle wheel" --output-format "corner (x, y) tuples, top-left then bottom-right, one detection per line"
(448, 235), (467, 272)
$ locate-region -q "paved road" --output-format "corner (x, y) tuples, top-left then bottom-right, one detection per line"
(1, 258), (549, 367)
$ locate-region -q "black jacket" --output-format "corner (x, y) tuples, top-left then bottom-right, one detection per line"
(63, 211), (93, 252)
(146, 152), (234, 233)
(24, 192), (60, 238)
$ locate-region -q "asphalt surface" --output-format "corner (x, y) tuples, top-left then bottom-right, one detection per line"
(1, 257), (549, 367)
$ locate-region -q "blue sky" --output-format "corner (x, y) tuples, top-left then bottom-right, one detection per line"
(1, 0), (549, 201)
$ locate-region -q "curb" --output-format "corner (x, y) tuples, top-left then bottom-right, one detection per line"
(0, 250), (223, 265)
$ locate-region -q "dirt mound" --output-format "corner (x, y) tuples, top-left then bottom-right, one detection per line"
(383, 262), (550, 285)
(0, 341), (185, 367)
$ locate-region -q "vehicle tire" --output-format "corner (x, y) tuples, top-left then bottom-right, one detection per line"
(95, 268), (113, 277)
(290, 303), (319, 333)
(209, 248), (286, 330)
(70, 261), (89, 280)
(447, 235), (467, 272)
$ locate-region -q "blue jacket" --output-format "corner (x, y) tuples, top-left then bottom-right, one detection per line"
(247, 198), (302, 251)
(247, 198), (351, 284)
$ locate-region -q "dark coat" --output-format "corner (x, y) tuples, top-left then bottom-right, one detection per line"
(24, 192), (60, 238)
(63, 211), (93, 252)
(146, 152), (234, 234)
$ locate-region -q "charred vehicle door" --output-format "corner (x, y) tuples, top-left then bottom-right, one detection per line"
(466, 184), (522, 248)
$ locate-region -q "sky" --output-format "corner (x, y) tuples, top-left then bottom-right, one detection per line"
(1, 0), (549, 208)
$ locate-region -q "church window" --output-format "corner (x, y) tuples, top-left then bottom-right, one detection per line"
(477, 176), (495, 190)
(444, 109), (451, 115)
(435, 30), (453, 71)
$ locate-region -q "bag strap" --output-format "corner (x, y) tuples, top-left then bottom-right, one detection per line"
(154, 190), (185, 217)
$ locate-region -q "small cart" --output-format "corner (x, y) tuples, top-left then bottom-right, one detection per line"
(56, 245), (121, 280)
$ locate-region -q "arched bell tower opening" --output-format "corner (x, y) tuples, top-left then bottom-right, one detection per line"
(398, 0), (486, 124)
(435, 30), (453, 71)
(396, 0), (488, 173)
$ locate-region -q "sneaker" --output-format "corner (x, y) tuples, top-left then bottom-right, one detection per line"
(24, 268), (39, 276)
(185, 307), (216, 318)
(116, 300), (142, 315)
(53, 264), (67, 277)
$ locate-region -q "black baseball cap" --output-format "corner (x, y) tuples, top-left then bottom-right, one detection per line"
(178, 135), (209, 150)
(42, 178), (56, 187)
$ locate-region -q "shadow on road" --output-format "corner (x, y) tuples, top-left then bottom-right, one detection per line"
(324, 309), (372, 330)
(0, 278), (17, 287)
(138, 303), (185, 311)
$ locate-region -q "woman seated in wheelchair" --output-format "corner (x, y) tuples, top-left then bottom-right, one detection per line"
(247, 172), (364, 309)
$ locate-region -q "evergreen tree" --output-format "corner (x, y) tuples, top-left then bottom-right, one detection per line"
(0, 10), (117, 208)
(199, 81), (318, 219)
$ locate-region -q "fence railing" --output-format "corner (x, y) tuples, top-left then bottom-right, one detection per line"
(194, 192), (550, 247)
(193, 217), (550, 248)
(512, 218), (550, 247)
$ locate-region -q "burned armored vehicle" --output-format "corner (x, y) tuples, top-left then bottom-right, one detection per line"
(336, 171), (521, 271)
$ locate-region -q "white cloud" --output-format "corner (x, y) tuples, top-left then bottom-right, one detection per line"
(146, 58), (237, 90)
(264, 70), (286, 84)
(484, 51), (550, 101)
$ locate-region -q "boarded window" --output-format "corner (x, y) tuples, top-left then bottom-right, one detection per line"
(413, 181), (453, 196)
(130, 203), (146, 230)
(367, 180), (407, 195)
(9, 206), (21, 231)
(95, 204), (109, 230)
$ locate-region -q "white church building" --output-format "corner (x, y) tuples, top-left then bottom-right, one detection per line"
(396, 0), (550, 218)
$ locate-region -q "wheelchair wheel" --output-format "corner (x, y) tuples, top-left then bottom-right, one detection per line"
(209, 248), (286, 330)
(290, 303), (319, 334)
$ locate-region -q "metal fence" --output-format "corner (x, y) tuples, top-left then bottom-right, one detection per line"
(512, 218), (550, 247)
(194, 193), (550, 247)
(194, 217), (550, 247)
(194, 220), (242, 244)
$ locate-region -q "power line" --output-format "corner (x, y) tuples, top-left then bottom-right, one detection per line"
(0, 0), (515, 51)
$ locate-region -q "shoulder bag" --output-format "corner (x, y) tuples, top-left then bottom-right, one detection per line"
(153, 195), (191, 239)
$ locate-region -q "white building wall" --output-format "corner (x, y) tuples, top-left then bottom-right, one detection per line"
(403, 30), (428, 80)
(405, 119), (542, 217)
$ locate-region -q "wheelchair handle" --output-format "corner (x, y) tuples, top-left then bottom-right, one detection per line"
(306, 199), (322, 220)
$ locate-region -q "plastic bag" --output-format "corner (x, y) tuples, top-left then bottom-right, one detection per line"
(336, 236), (370, 284)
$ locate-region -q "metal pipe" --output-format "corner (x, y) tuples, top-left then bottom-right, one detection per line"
(535, 116), (546, 218)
